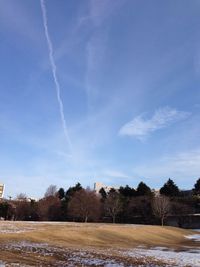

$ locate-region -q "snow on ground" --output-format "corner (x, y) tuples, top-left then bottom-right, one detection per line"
(125, 247), (200, 267)
(1, 241), (200, 266)
(185, 230), (200, 242)
(0, 222), (36, 233)
(0, 241), (171, 266)
(0, 263), (33, 267)
(0, 224), (200, 266)
(185, 234), (200, 242)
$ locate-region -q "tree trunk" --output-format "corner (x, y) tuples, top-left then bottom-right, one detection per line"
(161, 216), (164, 226)
(112, 215), (115, 223)
(85, 215), (88, 223)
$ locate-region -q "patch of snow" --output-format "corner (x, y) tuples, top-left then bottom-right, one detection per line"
(185, 234), (200, 242)
(125, 247), (200, 267)
(0, 222), (38, 233)
(0, 262), (31, 267)
(1, 239), (200, 267)
(0, 229), (34, 234)
(69, 256), (124, 266)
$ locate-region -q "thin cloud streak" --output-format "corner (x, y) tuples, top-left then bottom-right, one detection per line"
(119, 107), (190, 140)
(40, 0), (72, 152)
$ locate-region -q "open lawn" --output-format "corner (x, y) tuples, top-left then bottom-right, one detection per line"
(0, 221), (199, 266)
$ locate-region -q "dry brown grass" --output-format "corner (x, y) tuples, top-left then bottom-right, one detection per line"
(0, 222), (197, 266)
(0, 221), (195, 249)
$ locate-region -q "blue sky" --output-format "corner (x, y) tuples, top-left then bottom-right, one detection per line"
(0, 0), (200, 198)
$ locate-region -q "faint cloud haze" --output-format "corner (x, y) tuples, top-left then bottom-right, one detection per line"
(89, 0), (126, 26)
(134, 149), (200, 185)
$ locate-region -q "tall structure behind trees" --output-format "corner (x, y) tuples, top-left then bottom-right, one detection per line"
(0, 184), (5, 199)
(94, 182), (119, 193)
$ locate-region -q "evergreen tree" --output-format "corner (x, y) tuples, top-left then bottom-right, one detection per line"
(109, 188), (117, 194)
(99, 187), (107, 200)
(0, 202), (10, 220)
(74, 182), (82, 191)
(58, 188), (65, 199)
(160, 178), (180, 197)
(119, 185), (136, 197)
(193, 178), (200, 195)
(136, 182), (152, 196)
(65, 183), (82, 200)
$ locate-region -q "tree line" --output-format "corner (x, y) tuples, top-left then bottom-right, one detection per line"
(0, 178), (200, 227)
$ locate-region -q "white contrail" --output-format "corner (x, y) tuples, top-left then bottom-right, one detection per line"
(40, 0), (72, 152)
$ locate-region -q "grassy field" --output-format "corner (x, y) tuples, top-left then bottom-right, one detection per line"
(0, 221), (199, 266)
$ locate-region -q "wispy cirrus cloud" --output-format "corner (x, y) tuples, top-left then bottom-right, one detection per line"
(119, 107), (190, 140)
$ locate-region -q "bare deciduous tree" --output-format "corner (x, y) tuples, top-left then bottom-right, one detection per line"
(68, 189), (101, 222)
(104, 191), (122, 223)
(16, 193), (27, 201)
(44, 185), (57, 198)
(38, 195), (61, 221)
(152, 195), (170, 226)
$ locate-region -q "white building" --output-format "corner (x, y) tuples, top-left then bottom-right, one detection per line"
(0, 184), (5, 199)
(94, 182), (119, 193)
(94, 182), (160, 196)
(151, 188), (160, 196)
